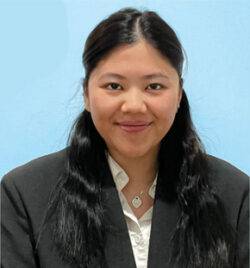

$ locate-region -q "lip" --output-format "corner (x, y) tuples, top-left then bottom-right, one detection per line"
(116, 121), (152, 133)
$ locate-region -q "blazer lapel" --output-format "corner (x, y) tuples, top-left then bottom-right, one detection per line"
(101, 162), (136, 268)
(101, 158), (181, 268)
(147, 172), (181, 268)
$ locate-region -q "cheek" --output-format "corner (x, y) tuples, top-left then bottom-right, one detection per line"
(153, 96), (178, 119)
(152, 97), (178, 135)
(88, 93), (105, 117)
(88, 93), (117, 125)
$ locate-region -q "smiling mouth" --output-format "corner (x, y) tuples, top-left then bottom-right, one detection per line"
(116, 121), (152, 133)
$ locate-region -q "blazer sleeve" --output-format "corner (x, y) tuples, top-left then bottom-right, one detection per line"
(237, 188), (249, 267)
(1, 173), (38, 268)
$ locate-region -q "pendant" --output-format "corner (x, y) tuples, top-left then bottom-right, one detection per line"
(132, 196), (142, 208)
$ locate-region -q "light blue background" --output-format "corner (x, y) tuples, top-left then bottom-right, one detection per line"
(0, 0), (249, 178)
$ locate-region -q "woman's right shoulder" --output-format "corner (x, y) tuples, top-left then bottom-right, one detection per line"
(1, 148), (68, 195)
(1, 148), (69, 231)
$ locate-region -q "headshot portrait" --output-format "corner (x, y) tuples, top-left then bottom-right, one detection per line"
(1, 1), (249, 268)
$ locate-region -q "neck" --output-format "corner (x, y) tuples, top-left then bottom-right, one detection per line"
(108, 147), (159, 187)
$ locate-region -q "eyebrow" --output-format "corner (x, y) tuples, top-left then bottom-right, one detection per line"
(98, 72), (169, 80)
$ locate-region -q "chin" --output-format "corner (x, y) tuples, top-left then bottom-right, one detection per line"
(117, 145), (153, 159)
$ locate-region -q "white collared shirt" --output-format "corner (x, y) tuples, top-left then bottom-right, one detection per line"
(107, 154), (157, 268)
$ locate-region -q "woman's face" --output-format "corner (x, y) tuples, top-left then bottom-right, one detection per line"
(85, 40), (182, 160)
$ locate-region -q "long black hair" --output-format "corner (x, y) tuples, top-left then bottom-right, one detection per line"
(36, 8), (237, 268)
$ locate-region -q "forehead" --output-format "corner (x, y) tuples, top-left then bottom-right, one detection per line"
(89, 41), (178, 80)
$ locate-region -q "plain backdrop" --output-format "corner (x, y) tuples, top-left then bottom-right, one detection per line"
(0, 0), (249, 178)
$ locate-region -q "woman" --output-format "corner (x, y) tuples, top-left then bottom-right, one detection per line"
(1, 8), (249, 268)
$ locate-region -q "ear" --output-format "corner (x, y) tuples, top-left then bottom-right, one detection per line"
(83, 87), (90, 112)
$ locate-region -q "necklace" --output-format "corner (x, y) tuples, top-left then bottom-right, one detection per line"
(131, 184), (151, 208)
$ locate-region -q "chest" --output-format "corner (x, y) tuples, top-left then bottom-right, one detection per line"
(102, 185), (181, 268)
(122, 186), (154, 219)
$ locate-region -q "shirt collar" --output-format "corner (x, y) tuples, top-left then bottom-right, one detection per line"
(107, 153), (158, 198)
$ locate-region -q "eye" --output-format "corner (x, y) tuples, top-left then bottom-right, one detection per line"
(106, 83), (123, 90)
(147, 83), (163, 90)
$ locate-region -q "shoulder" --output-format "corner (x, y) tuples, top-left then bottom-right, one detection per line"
(1, 148), (67, 192)
(206, 154), (249, 192)
(206, 154), (249, 225)
(1, 149), (68, 228)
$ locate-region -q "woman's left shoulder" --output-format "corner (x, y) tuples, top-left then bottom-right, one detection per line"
(206, 155), (249, 185)
(206, 154), (249, 203)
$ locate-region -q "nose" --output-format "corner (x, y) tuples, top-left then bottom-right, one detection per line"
(121, 88), (147, 113)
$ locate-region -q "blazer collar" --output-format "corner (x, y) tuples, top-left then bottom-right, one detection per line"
(101, 160), (136, 268)
(147, 169), (181, 268)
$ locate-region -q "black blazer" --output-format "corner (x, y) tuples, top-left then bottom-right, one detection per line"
(1, 149), (249, 268)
